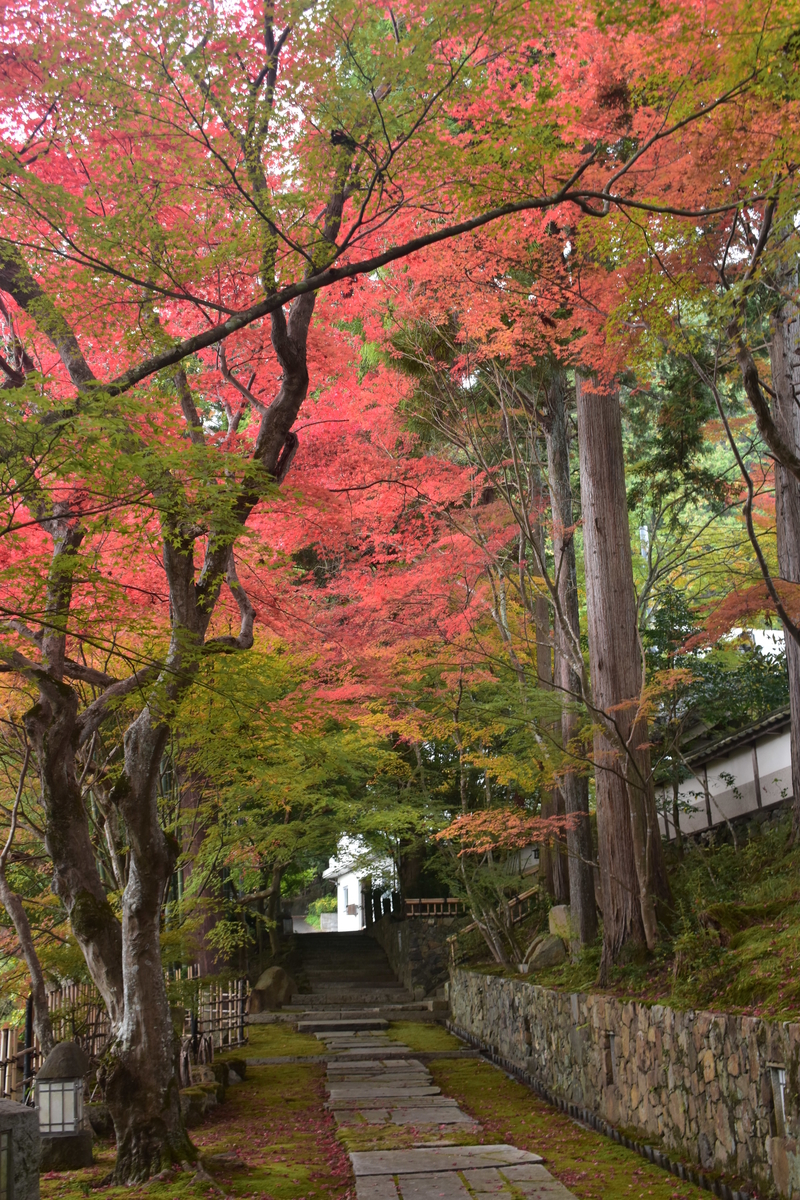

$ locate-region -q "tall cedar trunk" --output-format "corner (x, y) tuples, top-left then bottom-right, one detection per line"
(575, 375), (670, 980)
(769, 289), (800, 837)
(535, 581), (568, 902)
(544, 372), (597, 946)
(398, 843), (424, 899)
(266, 865), (284, 955)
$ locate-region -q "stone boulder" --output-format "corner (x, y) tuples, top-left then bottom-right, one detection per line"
(528, 933), (567, 970)
(222, 1056), (247, 1082)
(247, 966), (297, 1012)
(86, 1102), (114, 1139)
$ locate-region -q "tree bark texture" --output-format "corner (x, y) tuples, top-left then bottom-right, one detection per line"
(534, 577), (569, 903)
(544, 372), (597, 946)
(575, 375), (670, 980)
(0, 872), (55, 1057)
(769, 288), (800, 837)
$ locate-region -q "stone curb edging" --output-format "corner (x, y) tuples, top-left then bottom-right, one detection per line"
(445, 1019), (754, 1200)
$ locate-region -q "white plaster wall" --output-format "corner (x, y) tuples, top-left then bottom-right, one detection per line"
(337, 870), (364, 931)
(757, 730), (792, 807)
(657, 727), (792, 839)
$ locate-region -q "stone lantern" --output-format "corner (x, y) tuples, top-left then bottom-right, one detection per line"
(35, 1043), (92, 1171)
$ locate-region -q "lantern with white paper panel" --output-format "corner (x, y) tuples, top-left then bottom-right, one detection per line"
(35, 1042), (93, 1171)
(35, 1042), (89, 1136)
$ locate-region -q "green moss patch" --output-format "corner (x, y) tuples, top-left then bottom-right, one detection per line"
(429, 1057), (715, 1200)
(464, 814), (800, 1020)
(385, 1021), (463, 1052)
(244, 1022), (323, 1057)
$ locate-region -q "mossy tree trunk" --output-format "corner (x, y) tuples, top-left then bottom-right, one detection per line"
(769, 284), (800, 839)
(575, 375), (670, 981)
(544, 371), (597, 947)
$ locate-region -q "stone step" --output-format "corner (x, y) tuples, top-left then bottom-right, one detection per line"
(291, 991), (412, 1004)
(297, 1006), (431, 1017)
(297, 1016), (389, 1034)
(303, 971), (399, 981)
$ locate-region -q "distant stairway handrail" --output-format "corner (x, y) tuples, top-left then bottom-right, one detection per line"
(403, 897), (464, 918)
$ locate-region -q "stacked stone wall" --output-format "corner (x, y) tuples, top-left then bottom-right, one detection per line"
(370, 914), (462, 997)
(449, 968), (800, 1198)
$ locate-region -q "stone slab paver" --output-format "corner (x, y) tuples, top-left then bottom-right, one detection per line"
(332, 1073), (431, 1083)
(356, 1177), (399, 1200)
(388, 1108), (476, 1126)
(317, 1022), (574, 1200)
(300, 1017), (389, 1033)
(462, 1169), (508, 1193)
(351, 1146), (543, 1175)
(397, 1172), (471, 1199)
(500, 1165), (554, 1182)
(329, 1085), (441, 1099)
(504, 1184), (579, 1200)
(331, 1096), (457, 1110)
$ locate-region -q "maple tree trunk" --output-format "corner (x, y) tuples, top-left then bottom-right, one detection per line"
(24, 684), (126, 1024)
(769, 290), (800, 839)
(0, 751), (55, 1057)
(671, 779), (684, 858)
(545, 372), (597, 947)
(0, 873), (55, 1057)
(575, 375), (670, 980)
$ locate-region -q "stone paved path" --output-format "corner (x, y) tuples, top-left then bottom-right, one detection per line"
(315, 1027), (578, 1200)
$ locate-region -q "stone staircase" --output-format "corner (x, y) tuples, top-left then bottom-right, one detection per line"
(286, 931), (445, 1026)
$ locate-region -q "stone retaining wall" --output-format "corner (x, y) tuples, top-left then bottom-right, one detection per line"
(449, 968), (800, 1198)
(370, 914), (462, 997)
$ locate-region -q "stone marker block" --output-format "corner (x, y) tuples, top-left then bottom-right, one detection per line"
(548, 906), (571, 940)
(0, 1099), (40, 1200)
(40, 1130), (92, 1172)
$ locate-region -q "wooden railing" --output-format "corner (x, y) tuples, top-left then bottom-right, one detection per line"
(0, 972), (249, 1101)
(404, 897), (464, 919)
(446, 885), (540, 964)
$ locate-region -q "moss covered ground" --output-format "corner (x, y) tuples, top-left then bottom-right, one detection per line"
(40, 1059), (349, 1200)
(236, 1023), (322, 1058)
(384, 1021), (464, 1052)
(428, 1056), (712, 1200)
(472, 812), (800, 1019)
